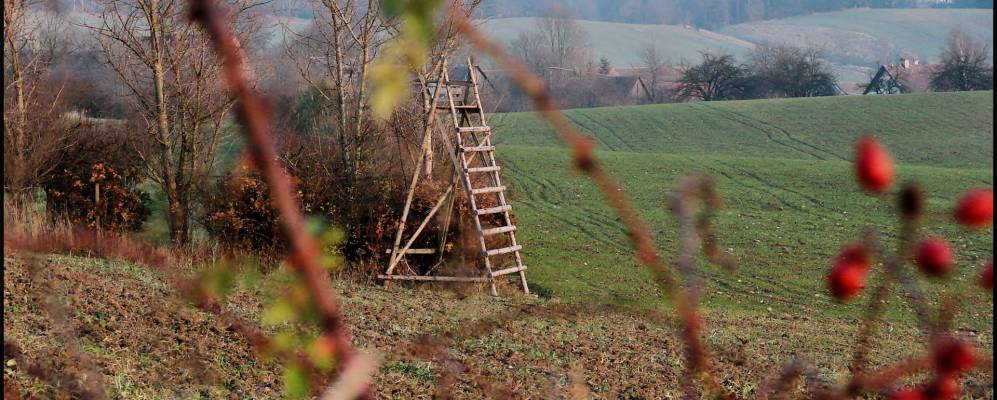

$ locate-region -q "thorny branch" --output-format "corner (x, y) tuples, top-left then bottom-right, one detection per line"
(185, 0), (372, 398)
(455, 16), (735, 399)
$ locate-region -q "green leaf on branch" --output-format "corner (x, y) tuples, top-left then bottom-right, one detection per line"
(283, 362), (311, 400)
(198, 262), (236, 299)
(370, 0), (442, 120)
(262, 297), (298, 325)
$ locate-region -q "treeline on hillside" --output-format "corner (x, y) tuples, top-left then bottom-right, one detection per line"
(483, 14), (843, 111)
(483, 13), (993, 112)
(475, 0), (992, 28)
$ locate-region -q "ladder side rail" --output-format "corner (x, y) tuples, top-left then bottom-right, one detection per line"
(442, 67), (463, 130)
(466, 57), (488, 127)
(480, 133), (529, 293)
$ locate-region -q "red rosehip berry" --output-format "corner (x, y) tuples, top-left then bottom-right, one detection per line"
(855, 136), (895, 193)
(924, 376), (960, 400)
(889, 389), (925, 400)
(954, 189), (993, 229)
(827, 244), (872, 301)
(828, 263), (866, 300)
(915, 238), (956, 277)
(838, 243), (872, 269)
(933, 337), (977, 375)
(980, 260), (993, 292)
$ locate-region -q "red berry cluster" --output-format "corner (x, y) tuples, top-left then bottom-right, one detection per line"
(889, 337), (978, 400)
(829, 136), (994, 301)
(844, 136), (990, 399)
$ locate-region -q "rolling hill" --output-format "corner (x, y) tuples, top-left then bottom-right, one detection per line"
(721, 8), (995, 66)
(491, 91), (994, 169)
(479, 17), (755, 66)
(480, 9), (992, 85)
(5, 91), (993, 398)
(487, 91), (993, 319)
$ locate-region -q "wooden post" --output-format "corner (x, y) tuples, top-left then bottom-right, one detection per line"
(94, 182), (100, 229)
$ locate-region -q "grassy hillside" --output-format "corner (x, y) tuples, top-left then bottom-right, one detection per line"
(5, 91), (993, 398)
(479, 17), (755, 66)
(721, 8), (994, 66)
(491, 91), (994, 169)
(488, 91), (993, 325)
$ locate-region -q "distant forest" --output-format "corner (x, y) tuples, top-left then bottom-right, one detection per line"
(475, 0), (994, 28)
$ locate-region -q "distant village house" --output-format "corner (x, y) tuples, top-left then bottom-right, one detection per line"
(863, 58), (935, 95)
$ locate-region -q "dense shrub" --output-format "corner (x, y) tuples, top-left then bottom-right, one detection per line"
(202, 166), (285, 257)
(202, 99), (460, 273)
(43, 125), (150, 232)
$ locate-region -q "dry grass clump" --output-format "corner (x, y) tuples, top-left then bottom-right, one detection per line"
(3, 197), (172, 270)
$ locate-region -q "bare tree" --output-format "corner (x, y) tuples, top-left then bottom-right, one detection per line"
(750, 45), (837, 98)
(534, 6), (591, 78)
(930, 30), (993, 92)
(284, 0), (479, 183)
(510, 29), (547, 76)
(638, 44), (667, 103)
(87, 0), (261, 244)
(284, 0), (392, 187)
(3, 3), (76, 197)
(676, 52), (749, 102)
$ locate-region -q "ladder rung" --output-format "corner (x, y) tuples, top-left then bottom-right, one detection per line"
(472, 186), (506, 195)
(482, 225), (517, 236)
(438, 105), (479, 110)
(426, 80), (472, 86)
(458, 126), (490, 133)
(467, 166), (500, 173)
(379, 274), (489, 282)
(462, 145), (495, 153)
(490, 266), (527, 277)
(384, 248), (436, 255)
(476, 205), (511, 215)
(486, 245), (522, 257)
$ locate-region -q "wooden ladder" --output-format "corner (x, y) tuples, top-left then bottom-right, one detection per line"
(438, 59), (529, 296)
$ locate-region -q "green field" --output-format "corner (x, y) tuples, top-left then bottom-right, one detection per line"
(490, 91), (994, 329)
(6, 91), (994, 397)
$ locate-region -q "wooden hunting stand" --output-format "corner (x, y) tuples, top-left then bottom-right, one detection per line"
(379, 57), (529, 296)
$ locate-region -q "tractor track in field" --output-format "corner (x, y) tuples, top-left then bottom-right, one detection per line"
(711, 168), (806, 213)
(503, 159), (630, 251)
(563, 112), (621, 152)
(721, 107), (848, 162)
(714, 160), (829, 211)
(699, 104), (833, 162)
(570, 218), (631, 252)
(501, 158), (562, 204)
(707, 273), (818, 309)
(579, 213), (631, 251)
(575, 112), (638, 153)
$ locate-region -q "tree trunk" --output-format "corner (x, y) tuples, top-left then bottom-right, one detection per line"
(5, 4), (29, 191)
(149, 0), (188, 245)
(166, 193), (190, 245)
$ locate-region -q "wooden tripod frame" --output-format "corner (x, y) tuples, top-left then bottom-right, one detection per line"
(379, 57), (529, 296)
